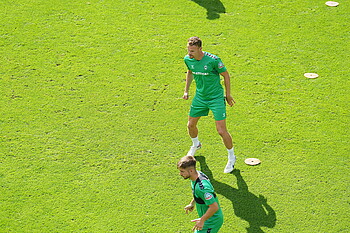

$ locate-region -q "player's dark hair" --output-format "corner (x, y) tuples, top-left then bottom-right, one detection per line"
(188, 36), (202, 47)
(177, 155), (197, 169)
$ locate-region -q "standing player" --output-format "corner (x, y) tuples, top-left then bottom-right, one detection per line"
(178, 155), (224, 233)
(182, 36), (236, 173)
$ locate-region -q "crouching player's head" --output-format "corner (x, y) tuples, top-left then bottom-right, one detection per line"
(178, 155), (197, 180)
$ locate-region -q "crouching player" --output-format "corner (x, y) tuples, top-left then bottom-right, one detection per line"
(178, 155), (224, 232)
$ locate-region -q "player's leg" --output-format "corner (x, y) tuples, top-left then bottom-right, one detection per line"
(215, 120), (236, 173)
(188, 116), (200, 138)
(187, 116), (202, 156)
(215, 119), (233, 149)
(210, 98), (236, 173)
(187, 97), (209, 156)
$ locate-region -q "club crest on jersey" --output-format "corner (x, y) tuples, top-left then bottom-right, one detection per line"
(204, 65), (208, 70)
(204, 193), (213, 200)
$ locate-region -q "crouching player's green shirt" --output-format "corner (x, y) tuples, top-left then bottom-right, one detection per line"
(191, 172), (224, 233)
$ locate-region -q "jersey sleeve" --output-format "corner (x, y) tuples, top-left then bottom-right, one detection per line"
(214, 57), (227, 73)
(184, 56), (191, 70)
(195, 182), (217, 206)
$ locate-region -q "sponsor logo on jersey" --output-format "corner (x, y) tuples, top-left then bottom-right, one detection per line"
(204, 193), (213, 200)
(193, 72), (209, 75)
(218, 62), (225, 69)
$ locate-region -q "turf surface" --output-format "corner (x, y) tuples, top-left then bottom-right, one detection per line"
(1, 0), (349, 232)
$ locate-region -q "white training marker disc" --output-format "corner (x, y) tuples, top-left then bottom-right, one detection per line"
(304, 73), (319, 79)
(325, 1), (339, 6)
(244, 158), (261, 166)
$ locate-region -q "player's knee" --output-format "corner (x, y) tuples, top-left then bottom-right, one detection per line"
(187, 121), (196, 129)
(216, 128), (228, 137)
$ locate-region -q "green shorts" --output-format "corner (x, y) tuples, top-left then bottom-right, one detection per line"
(195, 227), (221, 233)
(189, 96), (226, 121)
(194, 221), (223, 233)
(195, 208), (223, 233)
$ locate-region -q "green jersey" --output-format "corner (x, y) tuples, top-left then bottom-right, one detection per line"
(184, 52), (227, 100)
(191, 171), (224, 229)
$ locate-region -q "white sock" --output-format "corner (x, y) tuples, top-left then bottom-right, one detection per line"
(227, 147), (236, 161)
(191, 137), (200, 147)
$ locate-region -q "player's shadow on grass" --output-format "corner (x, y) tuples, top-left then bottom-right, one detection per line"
(195, 156), (277, 233)
(191, 0), (226, 20)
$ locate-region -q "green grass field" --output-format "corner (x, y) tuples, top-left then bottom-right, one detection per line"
(1, 0), (349, 232)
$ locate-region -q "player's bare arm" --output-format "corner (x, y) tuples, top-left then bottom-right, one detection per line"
(220, 71), (236, 106)
(183, 70), (194, 100)
(184, 198), (195, 214)
(191, 202), (219, 231)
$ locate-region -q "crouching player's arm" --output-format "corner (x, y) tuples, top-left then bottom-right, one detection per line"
(191, 202), (219, 231)
(184, 198), (195, 214)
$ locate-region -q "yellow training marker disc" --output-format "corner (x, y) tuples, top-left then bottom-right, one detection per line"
(304, 73), (319, 79)
(325, 1), (339, 6)
(244, 158), (261, 166)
